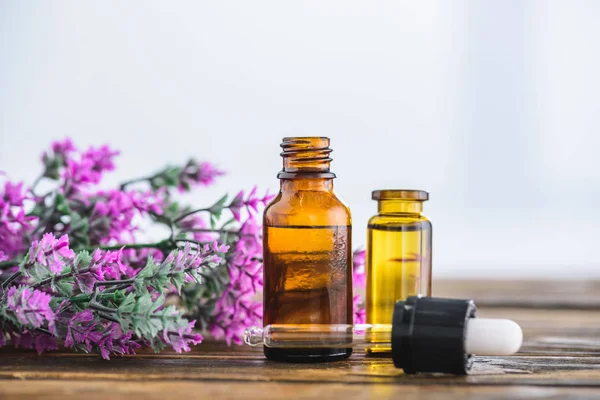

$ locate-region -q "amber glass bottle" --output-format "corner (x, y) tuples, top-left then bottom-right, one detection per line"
(366, 190), (432, 354)
(263, 137), (353, 362)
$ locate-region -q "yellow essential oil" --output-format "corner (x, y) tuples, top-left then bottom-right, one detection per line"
(366, 190), (432, 354)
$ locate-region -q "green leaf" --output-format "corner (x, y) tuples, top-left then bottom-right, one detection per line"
(69, 213), (89, 234)
(116, 293), (137, 332)
(208, 194), (228, 214)
(52, 280), (74, 297)
(42, 156), (63, 180)
(131, 293), (164, 339)
(133, 257), (159, 294)
(55, 194), (71, 215)
(149, 337), (168, 353)
(164, 201), (180, 219)
(74, 251), (92, 270)
(28, 203), (46, 218)
(49, 297), (64, 310)
(170, 272), (186, 294)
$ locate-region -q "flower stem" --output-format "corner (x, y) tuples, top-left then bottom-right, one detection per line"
(0, 260), (20, 270)
(98, 312), (120, 324)
(94, 279), (135, 289)
(173, 208), (211, 223)
(88, 302), (118, 314)
(32, 267), (91, 289)
(89, 301), (182, 321)
(119, 176), (154, 190)
(30, 175), (46, 197)
(76, 242), (174, 253)
(1, 271), (21, 289)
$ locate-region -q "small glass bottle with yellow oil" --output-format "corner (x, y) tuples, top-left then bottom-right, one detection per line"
(366, 190), (432, 354)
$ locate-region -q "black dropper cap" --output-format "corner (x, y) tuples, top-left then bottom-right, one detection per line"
(391, 295), (477, 374)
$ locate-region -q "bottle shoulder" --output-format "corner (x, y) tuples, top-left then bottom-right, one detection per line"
(368, 213), (431, 228)
(264, 190), (351, 226)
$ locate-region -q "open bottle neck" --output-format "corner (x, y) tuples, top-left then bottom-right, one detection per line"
(378, 200), (424, 214)
(278, 137), (336, 179)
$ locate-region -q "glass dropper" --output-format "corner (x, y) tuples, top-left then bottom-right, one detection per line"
(244, 324), (391, 351)
(244, 318), (522, 356)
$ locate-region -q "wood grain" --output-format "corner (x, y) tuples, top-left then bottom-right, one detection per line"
(1, 280), (599, 399)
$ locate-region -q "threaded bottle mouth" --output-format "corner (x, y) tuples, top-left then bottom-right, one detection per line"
(278, 137), (336, 179)
(372, 190), (429, 201)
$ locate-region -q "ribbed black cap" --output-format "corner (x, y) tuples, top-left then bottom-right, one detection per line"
(391, 296), (476, 374)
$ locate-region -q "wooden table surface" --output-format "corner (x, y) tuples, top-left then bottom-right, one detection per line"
(2, 279), (600, 400)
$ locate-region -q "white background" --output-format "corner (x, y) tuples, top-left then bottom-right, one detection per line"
(1, 1), (599, 278)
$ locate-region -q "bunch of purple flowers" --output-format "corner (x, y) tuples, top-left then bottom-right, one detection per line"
(0, 139), (366, 358)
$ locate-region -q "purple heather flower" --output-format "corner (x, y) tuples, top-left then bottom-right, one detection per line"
(161, 320), (203, 353)
(63, 144), (119, 187)
(210, 222), (263, 345)
(102, 323), (141, 358)
(236, 217), (261, 253)
(5, 286), (56, 334)
(0, 179), (36, 258)
(28, 233), (75, 274)
(227, 218), (263, 291)
(65, 310), (140, 359)
(165, 243), (200, 273)
(228, 187), (275, 222)
(353, 295), (366, 324)
(245, 187), (276, 213)
(209, 320), (246, 346)
(89, 189), (164, 243)
(178, 160), (225, 192)
(51, 138), (76, 158)
(178, 215), (215, 243)
(64, 310), (101, 351)
(41, 138), (76, 169)
(90, 248), (125, 280)
(0, 251), (7, 263)
(84, 145), (119, 175)
(244, 187), (260, 213)
(2, 181), (27, 206)
(228, 257), (262, 293)
(70, 248), (126, 293)
(8, 329), (59, 354)
(353, 249), (366, 289)
(120, 248), (164, 274)
(352, 250), (366, 323)
(157, 242), (228, 290)
(211, 241), (230, 254)
(229, 190), (245, 222)
(210, 296), (262, 345)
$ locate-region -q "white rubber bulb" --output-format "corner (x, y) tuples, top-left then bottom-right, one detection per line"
(464, 318), (523, 356)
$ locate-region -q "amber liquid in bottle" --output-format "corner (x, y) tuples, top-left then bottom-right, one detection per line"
(366, 190), (432, 354)
(263, 137), (353, 362)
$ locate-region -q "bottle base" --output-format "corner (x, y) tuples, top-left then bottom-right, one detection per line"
(264, 347), (352, 363)
(365, 342), (392, 356)
(365, 347), (392, 357)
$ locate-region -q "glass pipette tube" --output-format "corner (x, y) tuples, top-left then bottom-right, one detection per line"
(244, 318), (523, 356)
(244, 324), (391, 351)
